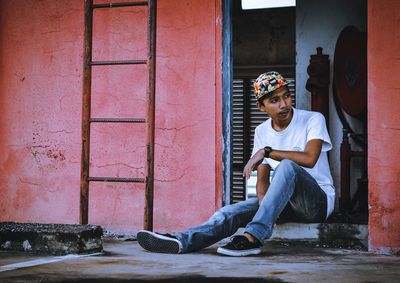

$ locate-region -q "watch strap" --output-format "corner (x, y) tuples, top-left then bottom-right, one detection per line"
(264, 146), (272, 158)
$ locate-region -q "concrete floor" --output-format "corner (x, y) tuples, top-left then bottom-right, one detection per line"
(1, 238), (400, 282)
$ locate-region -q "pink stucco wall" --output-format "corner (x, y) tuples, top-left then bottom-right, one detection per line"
(368, 0), (400, 252)
(0, 0), (222, 233)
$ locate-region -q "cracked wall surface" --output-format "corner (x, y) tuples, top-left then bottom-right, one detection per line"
(368, 0), (400, 252)
(0, 0), (83, 224)
(0, 0), (222, 233)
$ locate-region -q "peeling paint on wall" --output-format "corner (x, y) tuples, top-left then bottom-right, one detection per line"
(368, 0), (400, 252)
(0, 0), (222, 233)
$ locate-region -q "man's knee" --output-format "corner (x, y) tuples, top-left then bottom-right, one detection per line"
(218, 199), (258, 218)
(217, 203), (240, 220)
(276, 159), (298, 172)
(219, 202), (242, 216)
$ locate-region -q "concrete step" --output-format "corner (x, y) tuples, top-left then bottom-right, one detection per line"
(236, 222), (368, 249)
(0, 222), (103, 255)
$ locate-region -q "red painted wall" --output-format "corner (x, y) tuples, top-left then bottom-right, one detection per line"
(0, 0), (222, 233)
(368, 0), (400, 252)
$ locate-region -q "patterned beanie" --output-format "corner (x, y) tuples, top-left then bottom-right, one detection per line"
(253, 71), (288, 101)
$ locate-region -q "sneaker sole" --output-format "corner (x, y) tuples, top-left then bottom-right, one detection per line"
(137, 230), (182, 254)
(216, 246), (262, 257)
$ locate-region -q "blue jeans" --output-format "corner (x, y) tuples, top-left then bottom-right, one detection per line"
(173, 159), (327, 253)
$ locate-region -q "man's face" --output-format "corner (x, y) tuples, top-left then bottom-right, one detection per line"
(257, 86), (292, 123)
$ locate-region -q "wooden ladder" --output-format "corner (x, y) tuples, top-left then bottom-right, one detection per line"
(80, 0), (157, 231)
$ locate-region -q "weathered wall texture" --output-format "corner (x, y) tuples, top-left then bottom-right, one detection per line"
(0, 0), (222, 233)
(0, 0), (83, 224)
(368, 0), (400, 252)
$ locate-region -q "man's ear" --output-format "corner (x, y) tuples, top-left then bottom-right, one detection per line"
(256, 101), (266, 112)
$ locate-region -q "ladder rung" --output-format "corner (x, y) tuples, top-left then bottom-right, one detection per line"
(90, 118), (145, 123)
(91, 60), (147, 66)
(88, 177), (145, 183)
(93, 2), (148, 9)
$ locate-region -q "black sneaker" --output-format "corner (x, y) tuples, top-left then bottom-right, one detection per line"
(137, 230), (182, 254)
(217, 235), (262, 256)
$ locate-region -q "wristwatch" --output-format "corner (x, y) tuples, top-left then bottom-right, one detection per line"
(264, 146), (273, 158)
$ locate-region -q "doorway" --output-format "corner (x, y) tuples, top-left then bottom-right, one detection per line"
(222, 0), (368, 225)
(226, 0), (296, 204)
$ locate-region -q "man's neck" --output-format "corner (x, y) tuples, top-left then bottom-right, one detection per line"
(271, 109), (293, 132)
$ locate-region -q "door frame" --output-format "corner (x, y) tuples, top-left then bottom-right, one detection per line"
(222, 0), (233, 206)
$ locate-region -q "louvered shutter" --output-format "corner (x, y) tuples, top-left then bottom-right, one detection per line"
(231, 67), (295, 203)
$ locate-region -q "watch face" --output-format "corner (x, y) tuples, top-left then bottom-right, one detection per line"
(344, 55), (358, 87)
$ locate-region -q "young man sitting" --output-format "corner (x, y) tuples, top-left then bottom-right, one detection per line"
(137, 71), (335, 256)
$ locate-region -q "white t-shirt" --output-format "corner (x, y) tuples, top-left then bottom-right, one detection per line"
(251, 107), (335, 219)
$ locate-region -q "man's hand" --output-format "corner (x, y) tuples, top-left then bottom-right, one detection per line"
(243, 149), (265, 180)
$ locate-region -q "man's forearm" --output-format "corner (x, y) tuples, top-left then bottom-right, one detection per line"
(258, 139), (323, 169)
(269, 150), (317, 168)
